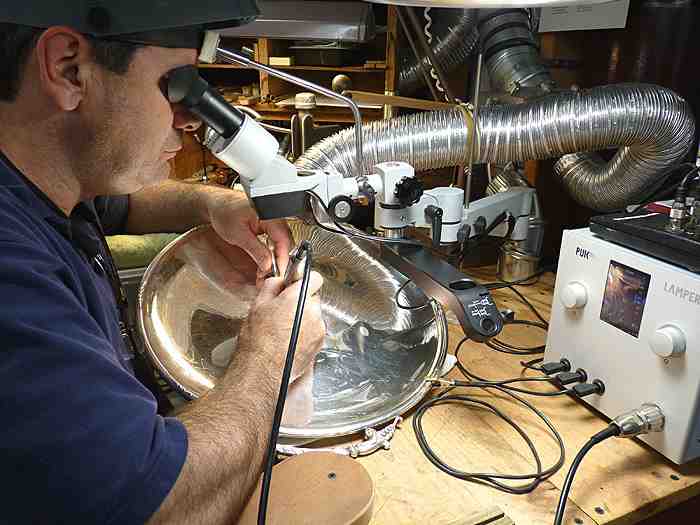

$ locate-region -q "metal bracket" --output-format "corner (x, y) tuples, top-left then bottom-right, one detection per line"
(276, 416), (402, 458)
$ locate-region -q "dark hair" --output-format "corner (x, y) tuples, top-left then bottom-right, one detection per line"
(0, 23), (143, 102)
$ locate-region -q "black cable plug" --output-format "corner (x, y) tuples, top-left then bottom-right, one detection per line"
(540, 359), (571, 375)
(554, 368), (587, 386)
(573, 380), (605, 398)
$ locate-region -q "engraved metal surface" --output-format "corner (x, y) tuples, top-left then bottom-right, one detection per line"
(138, 221), (447, 439)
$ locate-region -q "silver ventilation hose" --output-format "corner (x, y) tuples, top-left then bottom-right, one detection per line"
(298, 8), (695, 211)
(398, 9), (479, 95)
(477, 9), (554, 95)
(296, 85), (695, 211)
(296, 107), (471, 176)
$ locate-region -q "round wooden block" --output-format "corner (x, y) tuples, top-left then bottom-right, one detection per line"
(238, 452), (374, 525)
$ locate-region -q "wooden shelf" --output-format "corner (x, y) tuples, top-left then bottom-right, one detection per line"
(243, 103), (383, 123)
(198, 63), (385, 73)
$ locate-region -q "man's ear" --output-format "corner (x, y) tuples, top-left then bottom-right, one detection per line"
(34, 27), (92, 111)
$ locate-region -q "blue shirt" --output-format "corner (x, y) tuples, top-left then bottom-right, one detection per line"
(0, 152), (188, 524)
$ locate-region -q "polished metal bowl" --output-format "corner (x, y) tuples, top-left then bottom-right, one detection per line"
(138, 221), (447, 440)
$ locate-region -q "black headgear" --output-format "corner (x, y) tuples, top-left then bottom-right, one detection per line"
(0, 1), (259, 49)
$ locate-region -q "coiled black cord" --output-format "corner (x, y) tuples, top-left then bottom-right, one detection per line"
(258, 242), (313, 525)
(486, 319), (548, 355)
(486, 265), (553, 356)
(413, 381), (566, 494)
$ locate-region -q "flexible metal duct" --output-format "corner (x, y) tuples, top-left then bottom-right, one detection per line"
(296, 84), (694, 211)
(477, 9), (554, 95)
(398, 9), (479, 95)
(398, 9), (548, 97)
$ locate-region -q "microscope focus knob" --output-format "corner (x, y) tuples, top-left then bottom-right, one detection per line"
(650, 324), (686, 358)
(394, 177), (424, 207)
(561, 281), (588, 310)
(328, 195), (354, 222)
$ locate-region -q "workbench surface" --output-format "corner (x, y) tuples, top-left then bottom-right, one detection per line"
(354, 269), (700, 525)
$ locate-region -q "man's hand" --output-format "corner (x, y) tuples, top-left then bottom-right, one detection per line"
(150, 271), (325, 525)
(126, 180), (293, 278)
(206, 191), (293, 279)
(238, 272), (325, 383)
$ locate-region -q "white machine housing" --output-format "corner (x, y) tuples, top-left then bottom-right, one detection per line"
(545, 228), (700, 463)
(367, 162), (536, 244)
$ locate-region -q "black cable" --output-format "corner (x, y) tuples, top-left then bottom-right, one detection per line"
(454, 338), (571, 397)
(520, 357), (544, 372)
(506, 285), (549, 327)
(479, 267), (554, 354)
(553, 425), (620, 525)
(483, 270), (553, 355)
(486, 341), (544, 356)
(413, 383), (566, 494)
(640, 162), (694, 201)
(485, 319), (548, 356)
(679, 165), (700, 190)
(257, 242), (313, 525)
(459, 212), (515, 266)
(481, 211), (510, 238)
(395, 279), (431, 310)
(627, 164), (699, 215)
(305, 190), (424, 246)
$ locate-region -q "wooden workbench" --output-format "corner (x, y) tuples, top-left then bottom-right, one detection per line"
(355, 269), (700, 525)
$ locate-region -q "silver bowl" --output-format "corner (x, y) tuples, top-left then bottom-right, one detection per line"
(138, 221), (447, 440)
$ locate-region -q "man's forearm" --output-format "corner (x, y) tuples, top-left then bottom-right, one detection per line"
(149, 338), (281, 524)
(125, 180), (245, 234)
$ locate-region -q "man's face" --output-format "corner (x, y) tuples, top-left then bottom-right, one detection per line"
(73, 45), (200, 196)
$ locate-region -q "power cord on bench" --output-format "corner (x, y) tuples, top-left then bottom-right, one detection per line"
(553, 404), (665, 525)
(414, 376), (566, 494)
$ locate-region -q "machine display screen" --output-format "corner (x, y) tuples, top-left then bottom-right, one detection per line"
(600, 260), (651, 338)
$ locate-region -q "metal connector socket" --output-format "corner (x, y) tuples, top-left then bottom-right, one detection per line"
(612, 403), (665, 437)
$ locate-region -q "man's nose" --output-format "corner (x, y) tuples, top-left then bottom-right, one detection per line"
(173, 104), (202, 133)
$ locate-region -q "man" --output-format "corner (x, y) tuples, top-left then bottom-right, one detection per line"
(0, 3), (325, 523)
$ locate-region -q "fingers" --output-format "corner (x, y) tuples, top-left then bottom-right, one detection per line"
(281, 271), (324, 301)
(256, 277), (285, 303)
(240, 234), (273, 275)
(263, 220), (293, 276)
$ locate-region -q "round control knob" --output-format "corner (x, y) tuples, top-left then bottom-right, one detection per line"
(649, 324), (686, 358)
(394, 177), (423, 207)
(560, 281), (588, 310)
